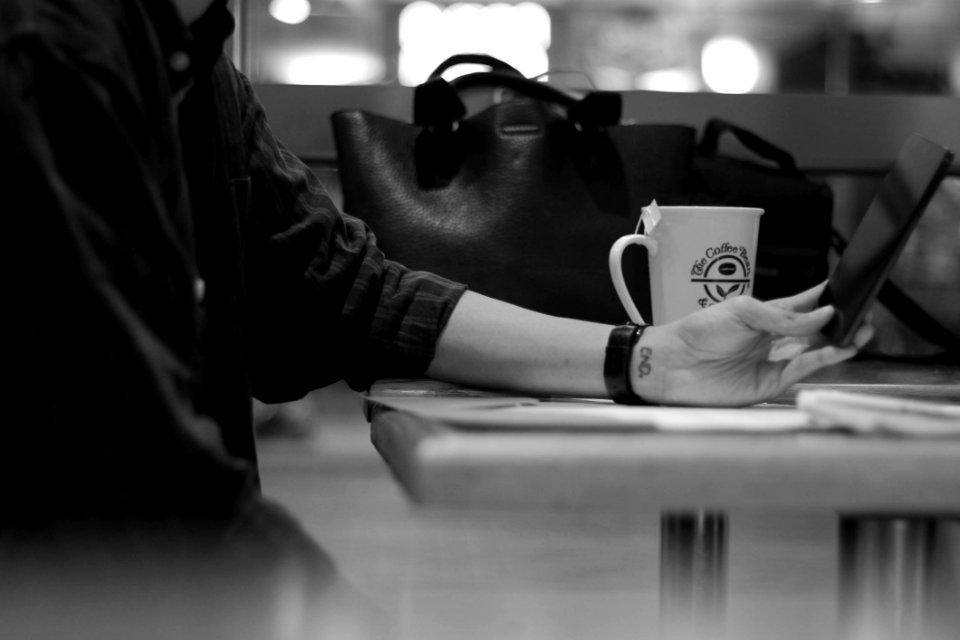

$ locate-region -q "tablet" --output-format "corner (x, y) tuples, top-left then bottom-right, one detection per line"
(819, 134), (954, 346)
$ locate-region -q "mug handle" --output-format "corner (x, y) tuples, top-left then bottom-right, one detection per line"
(608, 234), (658, 325)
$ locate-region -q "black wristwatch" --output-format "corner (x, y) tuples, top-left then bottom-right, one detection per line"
(604, 323), (651, 405)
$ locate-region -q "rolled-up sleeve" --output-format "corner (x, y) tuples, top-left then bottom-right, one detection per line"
(237, 72), (466, 400)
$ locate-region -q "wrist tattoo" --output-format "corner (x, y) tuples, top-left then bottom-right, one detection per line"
(636, 346), (653, 378)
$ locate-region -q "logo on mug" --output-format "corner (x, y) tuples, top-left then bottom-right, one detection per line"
(690, 243), (752, 308)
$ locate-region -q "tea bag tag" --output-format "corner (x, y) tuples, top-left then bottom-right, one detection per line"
(639, 199), (662, 234)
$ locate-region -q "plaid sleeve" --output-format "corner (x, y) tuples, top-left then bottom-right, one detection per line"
(236, 70), (466, 401)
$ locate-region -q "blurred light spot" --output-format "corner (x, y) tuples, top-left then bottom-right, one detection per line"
(399, 1), (442, 48)
(398, 1), (550, 85)
(269, 0), (311, 25)
(281, 51), (385, 85)
(701, 36), (762, 94)
(635, 68), (701, 92)
(518, 2), (551, 49)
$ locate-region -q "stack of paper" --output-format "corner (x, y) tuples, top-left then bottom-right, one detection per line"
(796, 389), (960, 437)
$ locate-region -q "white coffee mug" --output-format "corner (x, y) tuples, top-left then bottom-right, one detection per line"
(609, 203), (763, 324)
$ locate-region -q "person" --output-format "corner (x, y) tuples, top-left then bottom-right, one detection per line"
(1, 0), (870, 543)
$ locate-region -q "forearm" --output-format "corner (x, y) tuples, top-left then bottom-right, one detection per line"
(426, 288), (864, 407)
(426, 291), (613, 398)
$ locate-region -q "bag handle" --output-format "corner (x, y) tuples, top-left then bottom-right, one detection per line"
(414, 54), (621, 132)
(697, 118), (800, 175)
(427, 53), (525, 80)
(415, 73), (621, 131)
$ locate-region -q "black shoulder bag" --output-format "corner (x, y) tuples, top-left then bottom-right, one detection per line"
(331, 53), (696, 324)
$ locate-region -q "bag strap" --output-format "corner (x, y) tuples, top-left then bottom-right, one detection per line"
(697, 118), (801, 175)
(414, 73), (621, 131)
(427, 53), (525, 80)
(831, 230), (960, 356)
(414, 53), (621, 132)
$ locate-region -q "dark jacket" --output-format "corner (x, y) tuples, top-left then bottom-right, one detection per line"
(0, 0), (464, 525)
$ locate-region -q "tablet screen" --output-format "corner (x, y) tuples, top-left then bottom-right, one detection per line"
(819, 135), (953, 346)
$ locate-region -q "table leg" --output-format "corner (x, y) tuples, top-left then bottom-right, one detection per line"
(660, 510), (728, 639)
(838, 516), (960, 640)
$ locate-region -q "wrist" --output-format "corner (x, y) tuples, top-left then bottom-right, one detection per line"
(604, 323), (652, 404)
(629, 324), (667, 404)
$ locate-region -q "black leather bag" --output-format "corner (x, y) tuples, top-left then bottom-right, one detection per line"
(331, 54), (695, 324)
(331, 54), (835, 323)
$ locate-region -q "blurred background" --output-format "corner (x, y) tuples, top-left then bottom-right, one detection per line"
(238, 0), (960, 437)
(232, 0), (960, 96)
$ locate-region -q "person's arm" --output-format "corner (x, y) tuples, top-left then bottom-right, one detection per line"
(425, 291), (610, 397)
(228, 65), (467, 400)
(429, 284), (872, 406)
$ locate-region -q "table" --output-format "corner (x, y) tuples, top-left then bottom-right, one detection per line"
(365, 359), (960, 640)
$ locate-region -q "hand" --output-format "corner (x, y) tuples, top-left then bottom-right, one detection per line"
(634, 284), (874, 406)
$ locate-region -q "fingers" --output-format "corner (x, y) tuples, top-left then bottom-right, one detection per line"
(733, 295), (836, 338)
(778, 342), (860, 388)
(768, 281), (828, 312)
(852, 322), (875, 349)
(772, 322), (872, 391)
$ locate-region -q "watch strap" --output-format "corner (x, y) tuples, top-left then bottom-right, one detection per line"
(604, 323), (650, 405)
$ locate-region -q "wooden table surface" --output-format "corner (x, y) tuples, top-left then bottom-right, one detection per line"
(3, 363), (956, 640)
(366, 360), (960, 513)
(249, 372), (960, 640)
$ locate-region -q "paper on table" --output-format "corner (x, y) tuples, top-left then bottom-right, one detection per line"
(796, 389), (960, 437)
(370, 395), (817, 432)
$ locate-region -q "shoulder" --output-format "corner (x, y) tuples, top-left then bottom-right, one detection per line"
(208, 56), (260, 120)
(2, 0), (183, 142)
(0, 0), (168, 93)
(1, 0), (125, 53)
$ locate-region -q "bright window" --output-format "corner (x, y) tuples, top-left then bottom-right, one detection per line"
(236, 0), (960, 96)
(397, 2), (550, 85)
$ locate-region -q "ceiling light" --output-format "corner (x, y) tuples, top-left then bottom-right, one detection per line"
(269, 0), (312, 25)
